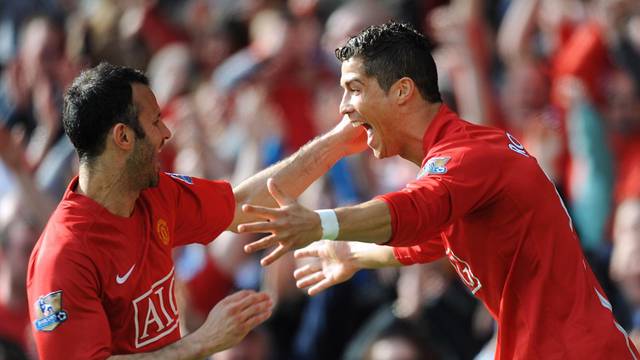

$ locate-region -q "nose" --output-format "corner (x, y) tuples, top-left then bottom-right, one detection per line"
(160, 120), (172, 141)
(339, 91), (353, 116)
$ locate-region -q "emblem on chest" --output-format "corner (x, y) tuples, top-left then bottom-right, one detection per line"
(132, 268), (179, 348)
(156, 218), (170, 245)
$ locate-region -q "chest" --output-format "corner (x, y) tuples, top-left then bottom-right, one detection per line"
(96, 209), (181, 350)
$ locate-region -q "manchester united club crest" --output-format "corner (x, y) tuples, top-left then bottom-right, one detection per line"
(417, 156), (451, 179)
(157, 218), (170, 245)
(34, 290), (68, 332)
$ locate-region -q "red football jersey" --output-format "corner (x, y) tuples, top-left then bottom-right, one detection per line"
(26, 173), (235, 359)
(380, 105), (639, 359)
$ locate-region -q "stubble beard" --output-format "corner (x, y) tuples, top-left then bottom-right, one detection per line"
(126, 137), (159, 191)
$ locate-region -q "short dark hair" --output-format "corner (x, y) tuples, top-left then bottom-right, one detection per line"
(335, 21), (441, 103)
(63, 62), (149, 162)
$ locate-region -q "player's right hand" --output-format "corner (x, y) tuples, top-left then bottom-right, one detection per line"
(193, 290), (272, 354)
(293, 240), (360, 296)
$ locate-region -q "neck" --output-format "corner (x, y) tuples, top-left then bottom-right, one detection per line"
(398, 102), (442, 166)
(77, 159), (140, 217)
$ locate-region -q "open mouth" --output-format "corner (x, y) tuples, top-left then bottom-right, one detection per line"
(351, 121), (372, 131)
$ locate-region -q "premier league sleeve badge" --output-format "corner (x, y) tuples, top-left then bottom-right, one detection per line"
(34, 290), (68, 332)
(417, 156), (451, 179)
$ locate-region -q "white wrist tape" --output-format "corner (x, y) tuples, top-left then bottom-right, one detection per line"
(315, 209), (339, 240)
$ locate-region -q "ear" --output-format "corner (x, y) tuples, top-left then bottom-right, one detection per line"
(392, 77), (416, 105)
(111, 123), (135, 151)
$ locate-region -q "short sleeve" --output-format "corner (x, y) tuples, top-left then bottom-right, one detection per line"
(379, 149), (501, 248)
(159, 173), (235, 247)
(28, 244), (111, 360)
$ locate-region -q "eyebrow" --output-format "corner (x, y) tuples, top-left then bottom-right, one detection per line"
(341, 79), (364, 89)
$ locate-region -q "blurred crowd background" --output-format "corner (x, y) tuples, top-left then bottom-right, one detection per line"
(1, 0), (640, 359)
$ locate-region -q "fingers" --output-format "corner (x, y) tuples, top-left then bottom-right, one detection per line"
(238, 221), (277, 234)
(293, 263), (322, 280)
(267, 178), (293, 207)
(219, 291), (272, 316)
(260, 243), (289, 266)
(308, 278), (335, 296)
(220, 289), (257, 303)
(241, 204), (282, 220)
(237, 293), (273, 323)
(296, 271), (325, 289)
(217, 291), (273, 334)
(244, 234), (276, 253)
(294, 245), (320, 260)
(243, 306), (272, 330)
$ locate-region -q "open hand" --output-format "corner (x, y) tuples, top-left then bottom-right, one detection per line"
(193, 290), (272, 354)
(239, 178), (323, 266)
(293, 240), (360, 296)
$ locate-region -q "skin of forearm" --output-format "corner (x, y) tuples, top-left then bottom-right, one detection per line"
(107, 333), (207, 360)
(348, 242), (402, 269)
(334, 199), (393, 245)
(229, 132), (347, 231)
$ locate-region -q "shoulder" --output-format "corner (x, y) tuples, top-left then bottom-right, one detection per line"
(28, 218), (101, 293)
(145, 172), (232, 198)
(417, 125), (539, 193)
(33, 201), (125, 272)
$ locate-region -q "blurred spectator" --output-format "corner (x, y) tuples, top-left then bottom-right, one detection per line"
(0, 214), (41, 358)
(0, 16), (67, 170)
(363, 319), (440, 360)
(610, 199), (640, 349)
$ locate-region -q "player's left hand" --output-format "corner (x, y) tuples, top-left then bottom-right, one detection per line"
(239, 178), (322, 266)
(293, 240), (360, 296)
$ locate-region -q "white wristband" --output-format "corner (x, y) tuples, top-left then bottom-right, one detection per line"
(315, 209), (339, 240)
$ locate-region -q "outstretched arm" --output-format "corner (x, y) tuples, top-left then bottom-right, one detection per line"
(239, 179), (393, 266)
(227, 116), (367, 232)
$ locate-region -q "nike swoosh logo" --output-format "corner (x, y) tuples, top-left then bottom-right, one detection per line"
(116, 264), (136, 285)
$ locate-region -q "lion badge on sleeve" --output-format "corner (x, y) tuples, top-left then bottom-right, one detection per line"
(34, 290), (68, 332)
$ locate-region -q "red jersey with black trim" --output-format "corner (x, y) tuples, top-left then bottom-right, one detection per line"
(379, 105), (639, 359)
(26, 172), (235, 359)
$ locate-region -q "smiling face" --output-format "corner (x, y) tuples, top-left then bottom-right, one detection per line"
(339, 57), (400, 159)
(126, 83), (172, 189)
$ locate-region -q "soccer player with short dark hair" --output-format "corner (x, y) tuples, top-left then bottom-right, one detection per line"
(239, 22), (640, 359)
(26, 62), (366, 359)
